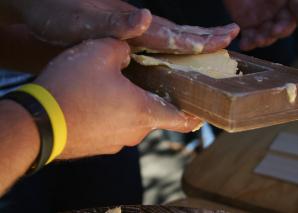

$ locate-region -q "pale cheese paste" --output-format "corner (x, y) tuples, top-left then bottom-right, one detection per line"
(285, 83), (297, 104)
(105, 207), (121, 213)
(131, 49), (239, 79)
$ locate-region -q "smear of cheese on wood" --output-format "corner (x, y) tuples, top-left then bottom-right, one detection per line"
(131, 49), (239, 79)
(105, 207), (121, 213)
(285, 83), (297, 104)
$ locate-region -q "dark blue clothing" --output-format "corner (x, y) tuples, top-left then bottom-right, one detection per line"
(0, 147), (142, 213)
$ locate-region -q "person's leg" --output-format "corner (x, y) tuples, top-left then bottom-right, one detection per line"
(0, 147), (142, 213)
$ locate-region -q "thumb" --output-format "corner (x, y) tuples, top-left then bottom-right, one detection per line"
(93, 9), (152, 40)
(78, 38), (131, 69)
(146, 93), (203, 133)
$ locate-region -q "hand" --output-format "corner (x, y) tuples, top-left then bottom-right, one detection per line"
(14, 0), (239, 54)
(15, 0), (152, 45)
(36, 38), (202, 159)
(224, 0), (296, 51)
(129, 16), (240, 54)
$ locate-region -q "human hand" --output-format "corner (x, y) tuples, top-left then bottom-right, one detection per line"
(224, 0), (296, 51)
(129, 16), (240, 54)
(35, 38), (202, 159)
(13, 0), (239, 54)
(14, 0), (152, 45)
(98, 0), (239, 53)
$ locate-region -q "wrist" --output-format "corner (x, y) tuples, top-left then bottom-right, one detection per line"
(0, 100), (40, 166)
(16, 83), (68, 163)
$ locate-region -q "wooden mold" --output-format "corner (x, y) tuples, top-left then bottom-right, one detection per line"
(123, 51), (298, 132)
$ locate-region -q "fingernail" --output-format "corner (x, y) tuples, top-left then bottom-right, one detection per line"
(225, 23), (240, 30)
(129, 10), (142, 27)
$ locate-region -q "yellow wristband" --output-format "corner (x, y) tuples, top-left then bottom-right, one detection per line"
(17, 83), (67, 164)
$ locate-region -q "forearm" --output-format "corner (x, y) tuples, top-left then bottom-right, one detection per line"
(0, 100), (39, 196)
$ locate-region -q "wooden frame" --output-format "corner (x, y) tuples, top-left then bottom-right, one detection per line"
(124, 52), (298, 132)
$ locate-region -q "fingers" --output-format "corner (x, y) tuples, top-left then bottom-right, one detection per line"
(203, 23), (240, 38)
(177, 23), (240, 53)
(197, 23), (240, 53)
(240, 28), (259, 51)
(240, 28), (271, 51)
(240, 26), (270, 51)
(200, 34), (233, 53)
(240, 8), (296, 51)
(145, 92), (203, 133)
(271, 9), (296, 38)
(129, 22), (240, 54)
(178, 24), (240, 53)
(96, 38), (131, 69)
(224, 23), (241, 39)
(91, 9), (152, 40)
(44, 8), (152, 45)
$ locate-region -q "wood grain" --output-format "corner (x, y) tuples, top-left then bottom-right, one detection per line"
(182, 121), (298, 213)
(124, 52), (298, 132)
(167, 197), (248, 213)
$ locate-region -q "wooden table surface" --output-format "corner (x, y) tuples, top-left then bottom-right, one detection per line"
(182, 121), (298, 213)
(167, 197), (248, 213)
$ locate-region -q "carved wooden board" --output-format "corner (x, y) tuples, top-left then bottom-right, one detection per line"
(182, 121), (298, 213)
(124, 52), (298, 132)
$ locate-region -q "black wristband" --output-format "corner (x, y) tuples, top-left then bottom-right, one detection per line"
(2, 91), (54, 174)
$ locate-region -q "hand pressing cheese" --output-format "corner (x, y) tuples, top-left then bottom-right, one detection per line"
(132, 49), (240, 79)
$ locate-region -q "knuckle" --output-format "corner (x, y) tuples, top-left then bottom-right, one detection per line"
(126, 141), (140, 147)
(126, 138), (144, 147)
(100, 38), (130, 55)
(106, 13), (122, 29)
(107, 146), (123, 154)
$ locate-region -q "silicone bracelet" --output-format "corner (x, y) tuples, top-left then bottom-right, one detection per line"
(17, 84), (67, 163)
(2, 91), (54, 174)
